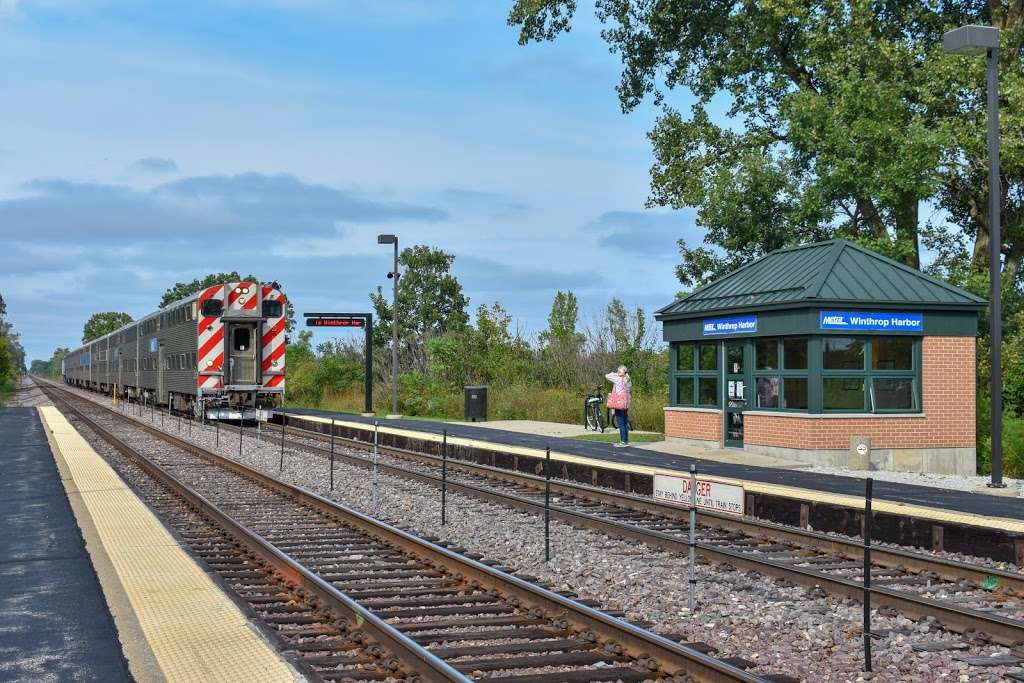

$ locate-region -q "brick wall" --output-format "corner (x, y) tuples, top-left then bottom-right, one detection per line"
(744, 336), (975, 449)
(664, 408), (722, 442)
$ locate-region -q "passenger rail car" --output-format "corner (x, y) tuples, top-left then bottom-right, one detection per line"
(63, 282), (287, 419)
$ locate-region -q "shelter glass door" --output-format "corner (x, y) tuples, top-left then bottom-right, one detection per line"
(228, 324), (257, 385)
(724, 341), (747, 447)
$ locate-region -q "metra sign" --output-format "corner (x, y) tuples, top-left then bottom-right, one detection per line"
(819, 311), (923, 331)
(702, 315), (758, 335)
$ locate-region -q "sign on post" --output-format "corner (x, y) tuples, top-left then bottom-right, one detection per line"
(654, 473), (745, 515)
(303, 312), (374, 413)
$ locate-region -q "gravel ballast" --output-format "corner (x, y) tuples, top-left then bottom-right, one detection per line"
(51, 382), (1024, 682)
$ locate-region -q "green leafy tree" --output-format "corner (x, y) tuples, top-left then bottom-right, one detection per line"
(508, 1), (1024, 292)
(48, 346), (70, 378)
(160, 272), (296, 333)
(539, 290), (585, 386)
(370, 245), (470, 371)
(30, 359), (50, 375)
(82, 312), (133, 343)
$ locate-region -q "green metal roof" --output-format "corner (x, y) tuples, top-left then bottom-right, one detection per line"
(656, 240), (987, 320)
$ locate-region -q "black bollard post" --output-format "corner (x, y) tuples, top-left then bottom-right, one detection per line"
(544, 446), (551, 562)
(688, 464), (697, 611)
(239, 417), (244, 458)
(863, 477), (874, 672)
(441, 429), (448, 525)
(188, 411), (191, 437)
(177, 406), (181, 432)
(329, 419), (335, 490)
(279, 418), (285, 472)
(215, 417), (219, 448)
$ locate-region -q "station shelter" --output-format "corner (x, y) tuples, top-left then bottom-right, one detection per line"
(654, 240), (985, 475)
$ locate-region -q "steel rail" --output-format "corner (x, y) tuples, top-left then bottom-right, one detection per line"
(43, 386), (468, 683)
(42, 382), (766, 683)
(256, 414), (1024, 647)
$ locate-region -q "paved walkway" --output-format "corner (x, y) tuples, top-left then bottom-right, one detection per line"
(0, 407), (132, 683)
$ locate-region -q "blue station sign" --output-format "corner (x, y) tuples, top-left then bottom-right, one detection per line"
(702, 315), (758, 336)
(819, 311), (923, 332)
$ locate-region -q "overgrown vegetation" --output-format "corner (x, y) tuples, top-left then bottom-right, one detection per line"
(285, 247), (668, 431)
(0, 293), (26, 404)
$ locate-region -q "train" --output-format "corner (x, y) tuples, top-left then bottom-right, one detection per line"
(63, 281), (287, 419)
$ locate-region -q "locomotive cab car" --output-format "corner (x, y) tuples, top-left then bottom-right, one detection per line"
(63, 281), (287, 420)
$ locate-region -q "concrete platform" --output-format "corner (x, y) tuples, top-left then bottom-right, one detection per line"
(279, 408), (1024, 544)
(0, 405), (302, 682)
(0, 407), (132, 682)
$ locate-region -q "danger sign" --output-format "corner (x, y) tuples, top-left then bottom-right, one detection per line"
(653, 473), (745, 516)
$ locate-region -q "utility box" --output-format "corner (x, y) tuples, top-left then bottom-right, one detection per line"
(849, 436), (871, 470)
(464, 385), (487, 421)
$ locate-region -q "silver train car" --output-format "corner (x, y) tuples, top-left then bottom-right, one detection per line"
(63, 281), (287, 419)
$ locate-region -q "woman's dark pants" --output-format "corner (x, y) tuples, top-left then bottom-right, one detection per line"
(614, 408), (629, 444)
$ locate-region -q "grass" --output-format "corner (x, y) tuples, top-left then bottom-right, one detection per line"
(295, 384), (669, 432)
(573, 432), (664, 444)
(0, 378), (15, 406)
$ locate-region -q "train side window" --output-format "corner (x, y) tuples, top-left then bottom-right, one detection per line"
(179, 353), (186, 368)
(201, 299), (223, 317)
(262, 300), (283, 318)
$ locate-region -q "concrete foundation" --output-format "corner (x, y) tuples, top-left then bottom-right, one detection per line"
(744, 442), (977, 476)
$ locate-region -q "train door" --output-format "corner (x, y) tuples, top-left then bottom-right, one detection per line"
(157, 343), (165, 404)
(228, 324), (257, 384)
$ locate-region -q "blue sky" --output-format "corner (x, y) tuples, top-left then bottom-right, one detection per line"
(0, 1), (705, 363)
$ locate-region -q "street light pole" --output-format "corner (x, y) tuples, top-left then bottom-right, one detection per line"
(943, 25), (1003, 487)
(378, 234), (400, 418)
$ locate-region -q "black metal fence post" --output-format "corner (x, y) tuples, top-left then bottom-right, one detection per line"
(329, 418), (335, 490)
(864, 476), (874, 672)
(688, 464), (697, 611)
(215, 417), (219, 448)
(441, 429), (448, 525)
(239, 417), (244, 457)
(544, 446), (551, 562)
(280, 418), (286, 472)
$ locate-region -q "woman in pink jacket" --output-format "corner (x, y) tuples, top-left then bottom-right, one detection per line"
(605, 365), (632, 447)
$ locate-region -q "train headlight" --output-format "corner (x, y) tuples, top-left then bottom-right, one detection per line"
(206, 360), (214, 367)
(272, 360), (281, 368)
(242, 287), (250, 294)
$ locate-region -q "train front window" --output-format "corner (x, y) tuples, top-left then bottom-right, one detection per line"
(262, 300), (283, 317)
(201, 299), (223, 317)
(233, 327), (251, 351)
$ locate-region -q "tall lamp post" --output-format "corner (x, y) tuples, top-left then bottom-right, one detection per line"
(943, 25), (1004, 487)
(377, 233), (400, 418)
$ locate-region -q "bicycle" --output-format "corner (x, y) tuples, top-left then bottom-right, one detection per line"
(582, 387), (605, 432)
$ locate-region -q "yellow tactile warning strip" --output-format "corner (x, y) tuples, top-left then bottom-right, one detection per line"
(38, 406), (300, 683)
(295, 413), (1024, 534)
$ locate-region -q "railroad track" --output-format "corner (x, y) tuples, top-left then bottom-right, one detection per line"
(229, 409), (1024, 649)
(40, 382), (774, 683)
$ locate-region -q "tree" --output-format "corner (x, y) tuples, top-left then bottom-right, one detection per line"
(160, 272), (296, 333)
(508, 1), (1024, 293)
(48, 347), (70, 378)
(539, 290), (586, 386)
(82, 312), (133, 343)
(369, 245), (470, 371)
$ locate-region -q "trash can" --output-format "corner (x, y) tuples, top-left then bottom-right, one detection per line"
(464, 385), (487, 421)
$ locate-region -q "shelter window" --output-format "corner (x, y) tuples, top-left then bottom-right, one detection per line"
(753, 337), (809, 410)
(822, 336), (918, 412)
(672, 342), (720, 408)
